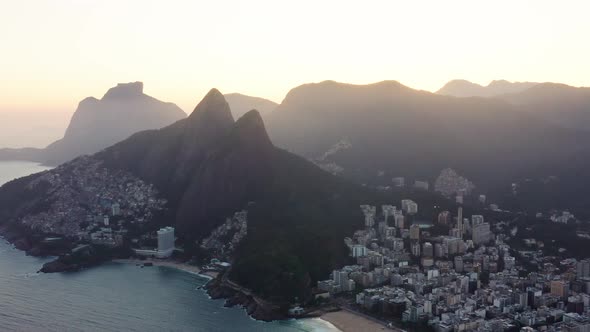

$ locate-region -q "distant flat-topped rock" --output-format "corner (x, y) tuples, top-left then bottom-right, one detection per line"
(0, 82), (186, 165)
(103, 82), (145, 99)
(436, 79), (538, 97)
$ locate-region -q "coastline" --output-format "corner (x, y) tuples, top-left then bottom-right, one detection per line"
(320, 310), (392, 332)
(112, 258), (219, 280)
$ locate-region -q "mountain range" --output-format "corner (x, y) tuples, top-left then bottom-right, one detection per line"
(437, 79), (590, 130)
(436, 79), (538, 97)
(0, 82), (186, 165)
(3, 79), (590, 217)
(1, 90), (425, 302)
(2, 78), (590, 301)
(265, 80), (590, 216)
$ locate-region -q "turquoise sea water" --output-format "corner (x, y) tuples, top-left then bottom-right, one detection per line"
(0, 161), (338, 332)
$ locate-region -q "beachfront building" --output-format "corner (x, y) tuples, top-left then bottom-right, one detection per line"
(157, 226), (175, 257)
(133, 226), (175, 258)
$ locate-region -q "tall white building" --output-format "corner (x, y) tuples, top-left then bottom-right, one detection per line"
(382, 205), (396, 224)
(157, 226), (175, 258)
(401, 199), (418, 215)
(360, 205), (376, 228)
(111, 203), (121, 216)
(351, 244), (367, 257)
(407, 202), (418, 215)
(472, 222), (492, 245)
(401, 199), (412, 212)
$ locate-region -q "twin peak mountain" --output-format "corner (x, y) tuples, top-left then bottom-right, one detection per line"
(0, 87), (373, 302)
(98, 88), (323, 237)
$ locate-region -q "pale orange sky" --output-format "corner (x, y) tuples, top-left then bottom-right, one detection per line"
(1, 0), (589, 117)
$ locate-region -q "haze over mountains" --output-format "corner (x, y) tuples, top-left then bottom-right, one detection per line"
(2, 78), (590, 210)
(0, 87), (279, 165)
(0, 90), (396, 301)
(0, 111), (69, 149)
(265, 80), (590, 216)
(3, 79), (590, 302)
(437, 79), (538, 97)
(2, 78), (590, 217)
(224, 93), (278, 119)
(0, 82), (186, 165)
(437, 79), (590, 130)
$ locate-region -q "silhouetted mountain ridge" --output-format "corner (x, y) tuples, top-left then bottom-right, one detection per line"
(0, 82), (186, 165)
(437, 79), (538, 97)
(266, 80), (590, 216)
(437, 80), (590, 130)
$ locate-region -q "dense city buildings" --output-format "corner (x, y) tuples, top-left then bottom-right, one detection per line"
(19, 156), (166, 240)
(316, 198), (590, 332)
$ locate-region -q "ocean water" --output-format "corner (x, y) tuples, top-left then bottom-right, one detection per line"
(0, 160), (52, 186)
(0, 161), (338, 332)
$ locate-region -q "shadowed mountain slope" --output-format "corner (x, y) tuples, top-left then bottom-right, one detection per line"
(265, 80), (590, 215)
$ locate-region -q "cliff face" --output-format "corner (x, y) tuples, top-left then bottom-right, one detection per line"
(0, 82), (186, 165)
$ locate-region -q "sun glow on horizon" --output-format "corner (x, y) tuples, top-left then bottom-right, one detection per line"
(0, 0), (589, 115)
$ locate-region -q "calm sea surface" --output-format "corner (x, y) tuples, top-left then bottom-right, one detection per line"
(0, 161), (337, 332)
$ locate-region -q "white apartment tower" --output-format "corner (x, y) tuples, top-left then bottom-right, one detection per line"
(382, 205), (396, 224)
(360, 205), (377, 228)
(157, 226), (175, 258)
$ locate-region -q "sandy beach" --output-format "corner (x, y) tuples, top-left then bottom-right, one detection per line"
(321, 310), (394, 332)
(112, 258), (219, 279)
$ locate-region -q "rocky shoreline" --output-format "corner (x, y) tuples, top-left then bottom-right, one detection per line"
(1, 225), (288, 322)
(205, 274), (287, 322)
(0, 225), (114, 273)
(0, 225), (64, 256)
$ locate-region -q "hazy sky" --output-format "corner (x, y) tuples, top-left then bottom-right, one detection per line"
(1, 0), (589, 116)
